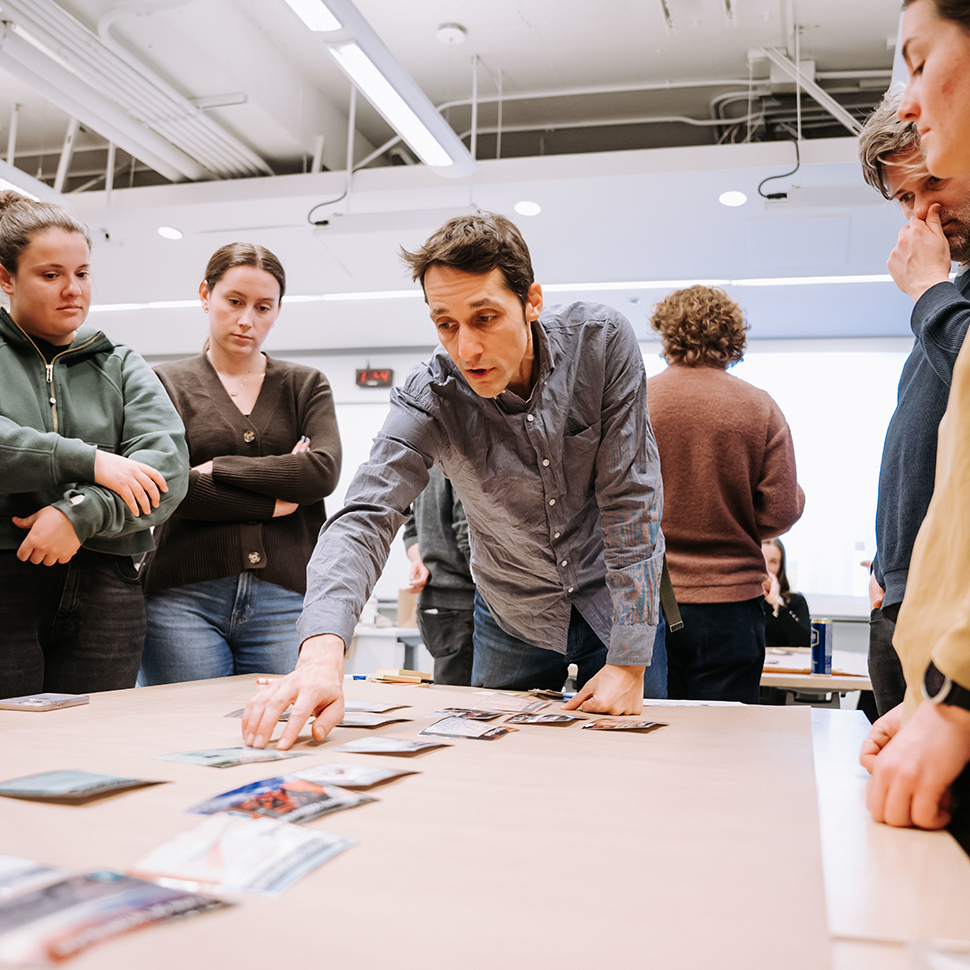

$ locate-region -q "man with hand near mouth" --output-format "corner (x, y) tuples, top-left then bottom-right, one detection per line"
(857, 86), (970, 718)
(243, 212), (665, 750)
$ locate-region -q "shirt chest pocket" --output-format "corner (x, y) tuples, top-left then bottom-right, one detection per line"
(561, 421), (602, 498)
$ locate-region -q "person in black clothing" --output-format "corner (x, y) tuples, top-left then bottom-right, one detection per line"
(761, 538), (810, 648)
(402, 465), (476, 686)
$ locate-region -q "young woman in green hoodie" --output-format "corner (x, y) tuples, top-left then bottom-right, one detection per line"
(0, 190), (188, 697)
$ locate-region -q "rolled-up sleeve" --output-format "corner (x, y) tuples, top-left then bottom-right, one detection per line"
(595, 317), (665, 666)
(297, 388), (440, 648)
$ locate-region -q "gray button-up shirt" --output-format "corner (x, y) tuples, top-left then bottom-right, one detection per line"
(299, 301), (665, 666)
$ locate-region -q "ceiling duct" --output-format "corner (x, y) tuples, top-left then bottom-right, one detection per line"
(0, 0), (273, 180)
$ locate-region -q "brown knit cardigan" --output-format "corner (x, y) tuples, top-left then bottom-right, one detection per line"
(141, 354), (341, 595)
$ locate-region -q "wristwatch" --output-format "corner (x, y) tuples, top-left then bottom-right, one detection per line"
(921, 660), (970, 711)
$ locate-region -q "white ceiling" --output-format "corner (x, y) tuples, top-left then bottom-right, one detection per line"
(0, 0), (914, 352)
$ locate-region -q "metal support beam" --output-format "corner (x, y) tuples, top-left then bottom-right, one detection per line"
(311, 135), (325, 173)
(53, 117), (79, 193)
(6, 102), (19, 164)
(470, 55), (478, 161)
(760, 48), (862, 135)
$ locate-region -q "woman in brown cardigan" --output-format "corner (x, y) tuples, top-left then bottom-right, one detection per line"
(139, 243), (341, 683)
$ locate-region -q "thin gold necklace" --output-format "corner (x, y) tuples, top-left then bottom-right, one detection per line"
(208, 351), (264, 397)
(228, 370), (264, 397)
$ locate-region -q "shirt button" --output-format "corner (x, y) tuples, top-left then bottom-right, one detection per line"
(567, 587), (574, 594)
(526, 414), (534, 422)
(243, 431), (256, 443)
(554, 532), (561, 539)
(248, 552), (261, 564)
(561, 560), (568, 567)
(548, 498), (556, 506)
(542, 459), (550, 467)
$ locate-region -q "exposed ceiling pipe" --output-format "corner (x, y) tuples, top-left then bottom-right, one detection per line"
(458, 111), (769, 140)
(436, 78), (760, 113)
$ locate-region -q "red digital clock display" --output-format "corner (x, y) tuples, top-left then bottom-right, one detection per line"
(356, 368), (394, 388)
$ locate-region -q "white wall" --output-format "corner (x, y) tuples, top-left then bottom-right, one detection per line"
(272, 337), (911, 606)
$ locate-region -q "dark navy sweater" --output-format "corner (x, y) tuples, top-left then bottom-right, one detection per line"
(874, 269), (970, 606)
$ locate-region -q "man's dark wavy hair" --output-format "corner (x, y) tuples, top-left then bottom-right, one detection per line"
(401, 211), (535, 309)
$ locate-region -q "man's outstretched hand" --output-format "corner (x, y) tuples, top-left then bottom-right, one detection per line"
(242, 634), (345, 750)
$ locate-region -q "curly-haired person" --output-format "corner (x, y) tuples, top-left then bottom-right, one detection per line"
(647, 286), (804, 702)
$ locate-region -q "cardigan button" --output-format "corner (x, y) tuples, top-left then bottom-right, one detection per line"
(249, 552), (262, 564)
(243, 431), (256, 443)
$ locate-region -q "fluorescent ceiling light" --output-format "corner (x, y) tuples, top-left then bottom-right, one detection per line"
(282, 0), (342, 31)
(88, 276), (897, 315)
(330, 43), (452, 168)
(0, 177), (39, 201)
(719, 191), (747, 207)
(544, 275), (894, 292)
(514, 201), (542, 217)
(157, 226), (183, 240)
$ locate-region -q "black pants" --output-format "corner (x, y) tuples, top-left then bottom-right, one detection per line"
(0, 549), (145, 697)
(868, 602), (906, 717)
(666, 597), (766, 704)
(416, 603), (475, 686)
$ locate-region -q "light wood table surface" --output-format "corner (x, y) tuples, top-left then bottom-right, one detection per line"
(1, 678), (967, 968)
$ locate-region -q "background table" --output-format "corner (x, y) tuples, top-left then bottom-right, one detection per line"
(761, 648), (872, 708)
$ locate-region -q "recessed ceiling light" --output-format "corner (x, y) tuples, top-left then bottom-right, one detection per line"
(719, 191), (747, 207)
(157, 226), (183, 240)
(514, 201), (541, 217)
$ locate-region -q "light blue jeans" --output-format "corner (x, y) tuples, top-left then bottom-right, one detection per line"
(141, 574), (303, 685)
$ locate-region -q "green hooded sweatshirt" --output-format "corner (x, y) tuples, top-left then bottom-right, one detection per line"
(0, 307), (188, 555)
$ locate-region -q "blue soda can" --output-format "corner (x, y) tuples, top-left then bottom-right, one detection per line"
(811, 619), (833, 674)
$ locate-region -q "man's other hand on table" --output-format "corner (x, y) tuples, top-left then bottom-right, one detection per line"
(562, 664), (645, 716)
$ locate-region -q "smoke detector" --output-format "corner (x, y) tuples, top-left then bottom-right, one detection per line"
(437, 23), (467, 45)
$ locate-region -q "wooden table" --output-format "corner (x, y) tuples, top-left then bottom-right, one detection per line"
(1, 678), (967, 968)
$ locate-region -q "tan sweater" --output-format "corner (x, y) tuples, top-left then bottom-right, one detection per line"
(895, 334), (970, 717)
(647, 363), (805, 603)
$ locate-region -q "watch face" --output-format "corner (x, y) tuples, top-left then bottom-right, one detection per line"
(924, 662), (947, 701)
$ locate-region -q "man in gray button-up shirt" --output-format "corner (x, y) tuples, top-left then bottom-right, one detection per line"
(243, 213), (665, 749)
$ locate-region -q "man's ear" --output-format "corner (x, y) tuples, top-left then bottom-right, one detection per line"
(0, 264), (14, 297)
(525, 282), (543, 323)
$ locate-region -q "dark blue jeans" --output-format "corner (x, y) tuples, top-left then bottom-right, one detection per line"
(665, 597), (765, 703)
(0, 549), (145, 697)
(471, 591), (667, 697)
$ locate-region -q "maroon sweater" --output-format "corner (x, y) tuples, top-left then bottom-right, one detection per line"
(647, 363), (804, 603)
(141, 354), (341, 595)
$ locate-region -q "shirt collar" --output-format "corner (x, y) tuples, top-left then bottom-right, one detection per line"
(497, 320), (551, 411)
